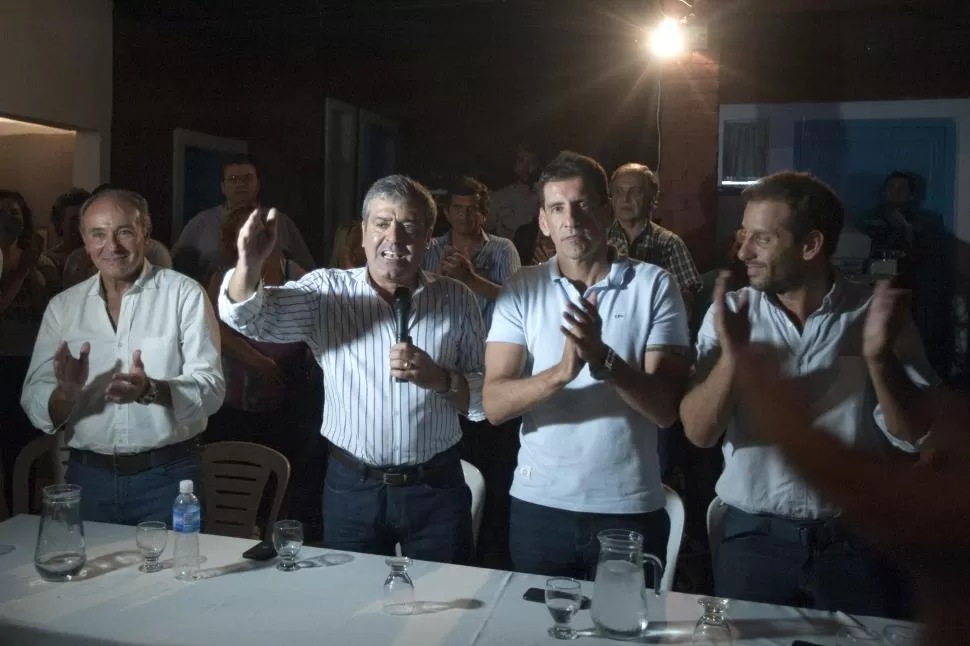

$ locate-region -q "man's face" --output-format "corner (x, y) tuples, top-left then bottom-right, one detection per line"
(221, 163), (259, 208)
(81, 196), (148, 282)
(611, 172), (655, 224)
(446, 194), (484, 237)
(538, 177), (609, 263)
(361, 198), (431, 286)
(737, 200), (805, 294)
(0, 198), (24, 247)
(884, 177), (912, 208)
(513, 150), (538, 184)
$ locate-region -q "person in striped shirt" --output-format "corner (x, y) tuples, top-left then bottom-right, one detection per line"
(218, 175), (486, 565)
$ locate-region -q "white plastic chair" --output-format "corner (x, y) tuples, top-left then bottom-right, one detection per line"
(706, 495), (728, 567)
(659, 484), (685, 592)
(394, 459), (486, 557)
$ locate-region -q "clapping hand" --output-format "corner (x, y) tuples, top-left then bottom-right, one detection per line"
(713, 271), (750, 361)
(863, 280), (909, 363)
(438, 247), (474, 282)
(105, 350), (150, 404)
(53, 341), (91, 399)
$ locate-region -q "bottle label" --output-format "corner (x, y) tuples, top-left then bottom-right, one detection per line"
(173, 505), (201, 533)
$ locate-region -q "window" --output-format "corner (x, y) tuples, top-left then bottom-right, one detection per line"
(720, 120), (768, 186)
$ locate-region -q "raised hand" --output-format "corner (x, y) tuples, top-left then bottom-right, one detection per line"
(863, 280), (909, 363)
(236, 207), (279, 270)
(53, 341), (91, 398)
(105, 349), (150, 404)
(713, 271), (750, 361)
(390, 342), (448, 391)
(561, 292), (608, 367)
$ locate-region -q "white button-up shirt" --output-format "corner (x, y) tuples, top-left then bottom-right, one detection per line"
(21, 263), (225, 454)
(488, 256), (690, 514)
(218, 267), (486, 466)
(695, 277), (936, 520)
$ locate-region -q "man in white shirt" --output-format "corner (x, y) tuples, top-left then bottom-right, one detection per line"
(172, 155), (314, 285)
(484, 152), (691, 580)
(21, 189), (225, 525)
(488, 144), (539, 240)
(681, 171), (938, 617)
(219, 175), (486, 565)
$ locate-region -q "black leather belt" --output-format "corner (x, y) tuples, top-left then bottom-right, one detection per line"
(328, 445), (456, 487)
(724, 505), (851, 549)
(68, 439), (199, 476)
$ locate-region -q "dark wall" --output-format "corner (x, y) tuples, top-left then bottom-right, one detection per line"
(112, 0), (664, 260)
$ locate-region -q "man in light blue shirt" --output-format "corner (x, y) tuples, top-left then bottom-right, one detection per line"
(681, 171), (938, 618)
(219, 175), (485, 565)
(484, 152), (691, 581)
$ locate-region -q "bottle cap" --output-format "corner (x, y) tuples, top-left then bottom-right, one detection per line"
(179, 480), (194, 494)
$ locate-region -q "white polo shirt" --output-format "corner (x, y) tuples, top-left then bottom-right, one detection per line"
(488, 256), (690, 514)
(695, 277), (936, 520)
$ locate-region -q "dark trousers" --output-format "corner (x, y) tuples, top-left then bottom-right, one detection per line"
(714, 505), (912, 618)
(65, 454), (200, 526)
(458, 416), (519, 569)
(509, 497), (670, 585)
(322, 447), (473, 565)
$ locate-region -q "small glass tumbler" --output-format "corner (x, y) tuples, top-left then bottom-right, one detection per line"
(383, 557), (415, 615)
(883, 625), (919, 646)
(272, 520), (303, 572)
(837, 626), (883, 645)
(692, 597), (733, 645)
(135, 521), (168, 573)
(545, 577), (582, 640)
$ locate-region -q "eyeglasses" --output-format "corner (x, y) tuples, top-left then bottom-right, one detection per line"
(225, 173), (256, 185)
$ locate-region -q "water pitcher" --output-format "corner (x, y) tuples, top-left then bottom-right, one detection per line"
(34, 484), (86, 581)
(590, 529), (664, 640)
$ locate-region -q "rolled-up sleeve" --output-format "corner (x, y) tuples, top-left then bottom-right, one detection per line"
(456, 288), (487, 422)
(170, 283), (225, 425)
(21, 302), (64, 433)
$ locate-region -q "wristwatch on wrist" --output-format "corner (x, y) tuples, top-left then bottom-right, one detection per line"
(589, 346), (617, 381)
(136, 378), (159, 405)
(436, 370), (460, 396)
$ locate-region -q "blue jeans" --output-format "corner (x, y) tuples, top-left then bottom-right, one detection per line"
(66, 455), (200, 526)
(322, 448), (473, 565)
(509, 498), (670, 584)
(714, 505), (913, 618)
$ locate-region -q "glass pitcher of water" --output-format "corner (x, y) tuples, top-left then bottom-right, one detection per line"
(34, 484), (86, 581)
(590, 529), (664, 639)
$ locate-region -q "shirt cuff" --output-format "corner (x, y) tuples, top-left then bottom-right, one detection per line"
(874, 407), (931, 453)
(464, 372), (486, 422)
(21, 381), (59, 434)
(218, 268), (264, 330)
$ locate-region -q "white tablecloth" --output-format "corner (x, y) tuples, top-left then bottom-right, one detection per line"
(0, 515), (915, 645)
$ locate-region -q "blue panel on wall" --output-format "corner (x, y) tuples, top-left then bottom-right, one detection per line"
(183, 146), (235, 225)
(793, 118), (957, 233)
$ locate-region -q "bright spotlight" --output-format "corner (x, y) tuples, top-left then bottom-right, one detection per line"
(648, 17), (685, 59)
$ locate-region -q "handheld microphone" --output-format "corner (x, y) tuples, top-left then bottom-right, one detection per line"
(393, 287), (411, 382)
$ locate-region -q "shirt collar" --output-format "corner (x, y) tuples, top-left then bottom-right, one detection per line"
(351, 265), (437, 296)
(88, 260), (156, 297)
(545, 251), (635, 290)
(608, 219), (653, 243)
(437, 230), (490, 249)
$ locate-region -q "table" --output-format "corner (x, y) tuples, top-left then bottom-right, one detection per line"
(0, 515), (916, 645)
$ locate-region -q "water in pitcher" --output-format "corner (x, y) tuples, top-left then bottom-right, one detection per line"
(591, 559), (649, 638)
(35, 551), (86, 581)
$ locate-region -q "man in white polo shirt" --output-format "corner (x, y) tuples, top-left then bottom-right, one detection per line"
(484, 151), (691, 580)
(681, 171), (938, 618)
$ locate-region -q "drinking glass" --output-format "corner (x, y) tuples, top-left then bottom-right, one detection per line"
(883, 625), (919, 646)
(545, 577), (582, 640)
(692, 597), (733, 645)
(135, 521), (168, 573)
(837, 626), (882, 645)
(383, 557), (415, 615)
(272, 520), (303, 571)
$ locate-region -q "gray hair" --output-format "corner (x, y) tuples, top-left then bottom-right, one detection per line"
(611, 163), (660, 194)
(79, 188), (152, 234)
(360, 175), (437, 232)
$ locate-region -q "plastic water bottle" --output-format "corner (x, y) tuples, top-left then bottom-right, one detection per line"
(172, 479), (201, 580)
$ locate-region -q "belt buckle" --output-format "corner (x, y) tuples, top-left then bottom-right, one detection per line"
(382, 471), (407, 486)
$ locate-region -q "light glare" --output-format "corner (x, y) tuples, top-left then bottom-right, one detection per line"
(649, 18), (685, 58)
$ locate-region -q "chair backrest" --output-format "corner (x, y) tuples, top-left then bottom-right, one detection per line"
(660, 484), (685, 593)
(461, 460), (485, 548)
(12, 435), (68, 516)
(706, 495), (728, 566)
(200, 442), (291, 541)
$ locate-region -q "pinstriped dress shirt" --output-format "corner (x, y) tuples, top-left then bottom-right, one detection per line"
(219, 266), (486, 466)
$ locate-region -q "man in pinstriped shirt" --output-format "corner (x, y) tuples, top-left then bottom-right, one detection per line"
(219, 175), (485, 565)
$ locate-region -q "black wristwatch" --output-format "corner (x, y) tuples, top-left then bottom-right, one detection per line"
(589, 346), (617, 381)
(136, 378), (159, 405)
